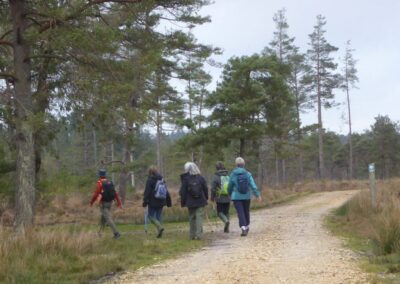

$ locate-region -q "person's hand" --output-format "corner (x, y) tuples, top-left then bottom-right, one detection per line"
(257, 196), (262, 202)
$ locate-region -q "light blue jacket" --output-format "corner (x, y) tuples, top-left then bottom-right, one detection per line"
(228, 167), (260, 200)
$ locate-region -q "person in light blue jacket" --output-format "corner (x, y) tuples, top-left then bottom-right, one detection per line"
(228, 157), (262, 236)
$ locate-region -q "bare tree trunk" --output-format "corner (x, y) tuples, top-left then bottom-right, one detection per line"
(257, 144), (264, 188)
(275, 154), (280, 186)
(117, 143), (130, 204)
(294, 78), (304, 181)
(239, 138), (245, 158)
(130, 150), (135, 187)
(346, 86), (353, 180)
(298, 153), (304, 181)
(257, 161), (263, 189)
(111, 142), (115, 182)
(282, 159), (286, 184)
(93, 129), (97, 168)
(83, 127), (88, 169)
(156, 108), (162, 172)
(317, 65), (324, 179)
(11, 0), (36, 232)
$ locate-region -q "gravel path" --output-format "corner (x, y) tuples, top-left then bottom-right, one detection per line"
(104, 190), (368, 284)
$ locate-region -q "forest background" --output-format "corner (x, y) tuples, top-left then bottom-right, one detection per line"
(0, 0), (399, 232)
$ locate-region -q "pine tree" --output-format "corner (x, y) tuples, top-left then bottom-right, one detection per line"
(264, 8), (304, 183)
(371, 116), (400, 179)
(264, 8), (295, 62)
(305, 15), (339, 179)
(341, 40), (358, 179)
(178, 30), (216, 163)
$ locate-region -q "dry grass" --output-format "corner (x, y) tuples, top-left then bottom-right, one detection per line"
(0, 221), (206, 283)
(284, 179), (369, 192)
(0, 226), (97, 283)
(1, 180), (369, 227)
(333, 178), (400, 255)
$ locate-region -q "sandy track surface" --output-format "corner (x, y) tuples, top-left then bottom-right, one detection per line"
(104, 190), (368, 284)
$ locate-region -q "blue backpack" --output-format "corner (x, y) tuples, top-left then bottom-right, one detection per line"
(237, 173), (249, 194)
(154, 179), (168, 199)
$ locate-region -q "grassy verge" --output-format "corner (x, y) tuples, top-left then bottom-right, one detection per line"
(0, 222), (207, 284)
(326, 178), (400, 283)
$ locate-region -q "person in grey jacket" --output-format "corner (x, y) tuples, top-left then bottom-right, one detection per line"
(211, 161), (231, 233)
(179, 162), (208, 240)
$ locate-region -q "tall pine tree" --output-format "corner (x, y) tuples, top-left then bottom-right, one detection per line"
(341, 40), (358, 179)
(305, 15), (339, 179)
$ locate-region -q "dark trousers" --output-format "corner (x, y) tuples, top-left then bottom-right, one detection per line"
(216, 202), (230, 216)
(233, 200), (251, 228)
(216, 202), (230, 224)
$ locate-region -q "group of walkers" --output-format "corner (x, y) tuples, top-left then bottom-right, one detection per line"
(90, 157), (262, 240)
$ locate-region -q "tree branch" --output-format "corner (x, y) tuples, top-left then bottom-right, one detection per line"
(0, 30), (12, 40)
(0, 73), (17, 82)
(75, 0), (143, 21)
(28, 54), (65, 61)
(23, 1), (143, 34)
(100, 160), (125, 165)
(0, 40), (13, 47)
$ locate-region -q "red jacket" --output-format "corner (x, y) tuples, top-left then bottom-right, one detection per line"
(90, 178), (122, 207)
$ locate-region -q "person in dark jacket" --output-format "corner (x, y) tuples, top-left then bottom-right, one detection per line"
(143, 166), (172, 238)
(228, 157), (262, 237)
(211, 161), (231, 233)
(179, 162), (208, 240)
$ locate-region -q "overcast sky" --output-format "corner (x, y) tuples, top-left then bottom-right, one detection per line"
(191, 0), (400, 135)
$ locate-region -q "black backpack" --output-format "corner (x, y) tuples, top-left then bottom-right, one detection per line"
(237, 173), (249, 194)
(101, 179), (116, 202)
(187, 176), (203, 199)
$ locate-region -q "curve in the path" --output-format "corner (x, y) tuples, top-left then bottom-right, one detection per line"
(105, 190), (368, 284)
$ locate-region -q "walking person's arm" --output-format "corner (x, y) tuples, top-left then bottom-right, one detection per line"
(179, 178), (187, 207)
(248, 173), (262, 202)
(201, 176), (209, 200)
(143, 178), (152, 207)
(115, 191), (123, 209)
(210, 175), (218, 202)
(166, 191), (172, 207)
(90, 183), (102, 206)
(227, 174), (235, 196)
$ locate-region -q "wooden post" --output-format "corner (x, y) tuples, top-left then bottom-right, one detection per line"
(369, 163), (376, 208)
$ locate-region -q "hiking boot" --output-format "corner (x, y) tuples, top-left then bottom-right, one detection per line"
(157, 228), (164, 238)
(224, 221), (230, 233)
(113, 232), (121, 239)
(240, 226), (248, 237)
